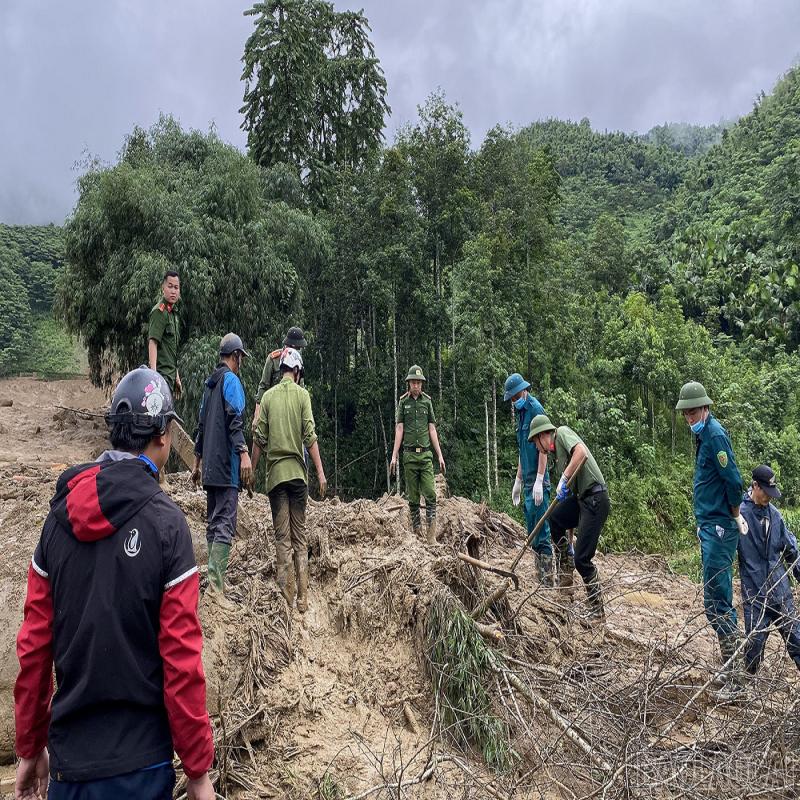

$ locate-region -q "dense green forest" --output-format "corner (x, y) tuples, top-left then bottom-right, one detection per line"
(3, 1), (799, 565)
(0, 224), (81, 376)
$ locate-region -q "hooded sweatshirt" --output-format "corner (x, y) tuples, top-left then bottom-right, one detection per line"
(14, 454), (214, 781)
(194, 363), (247, 488)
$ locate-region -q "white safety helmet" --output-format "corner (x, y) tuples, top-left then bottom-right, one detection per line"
(279, 346), (304, 371)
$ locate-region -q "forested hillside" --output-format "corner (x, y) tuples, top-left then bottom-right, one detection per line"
(0, 224), (81, 376)
(6, 0), (799, 563)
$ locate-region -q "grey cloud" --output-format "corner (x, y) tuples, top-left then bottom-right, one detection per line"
(1, 0), (798, 224)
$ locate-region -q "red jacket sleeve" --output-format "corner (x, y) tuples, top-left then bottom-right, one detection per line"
(15, 564), (54, 759)
(158, 572), (214, 779)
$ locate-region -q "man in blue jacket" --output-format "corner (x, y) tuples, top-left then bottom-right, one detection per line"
(193, 333), (252, 599)
(503, 373), (553, 586)
(738, 464), (800, 675)
(676, 381), (746, 695)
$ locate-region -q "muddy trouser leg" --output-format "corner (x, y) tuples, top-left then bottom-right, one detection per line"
(419, 453), (437, 543)
(404, 455), (422, 531)
(286, 479), (309, 612)
(573, 491), (610, 586)
(524, 482), (553, 556)
(697, 524), (740, 639)
(773, 600), (800, 671)
(550, 497), (580, 591)
(206, 486), (238, 547)
(743, 601), (771, 674)
(269, 483), (296, 606)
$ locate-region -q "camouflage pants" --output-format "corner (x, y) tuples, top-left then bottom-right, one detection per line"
(403, 450), (436, 528)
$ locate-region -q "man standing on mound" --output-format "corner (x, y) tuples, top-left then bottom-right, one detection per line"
(252, 347), (327, 612)
(676, 380), (747, 699)
(14, 367), (214, 800)
(390, 365), (446, 545)
(193, 333), (253, 602)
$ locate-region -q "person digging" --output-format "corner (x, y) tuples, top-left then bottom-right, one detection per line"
(251, 347), (327, 613)
(192, 333), (253, 605)
(528, 414), (610, 622)
(390, 365), (446, 546)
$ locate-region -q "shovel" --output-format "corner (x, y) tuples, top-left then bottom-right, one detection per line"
(458, 457), (585, 589)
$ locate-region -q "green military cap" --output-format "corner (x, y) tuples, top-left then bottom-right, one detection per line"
(405, 365), (426, 382)
(528, 414), (556, 440)
(675, 381), (713, 411)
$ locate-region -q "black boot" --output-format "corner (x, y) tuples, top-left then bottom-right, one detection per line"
(537, 553), (555, 587)
(716, 634), (747, 701)
(585, 569), (605, 624)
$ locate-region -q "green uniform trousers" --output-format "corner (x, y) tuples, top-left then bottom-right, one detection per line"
(698, 523), (740, 638)
(403, 450), (436, 526)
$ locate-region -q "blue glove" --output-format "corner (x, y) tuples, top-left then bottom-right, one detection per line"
(556, 474), (571, 501)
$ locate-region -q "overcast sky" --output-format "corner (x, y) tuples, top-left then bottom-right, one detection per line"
(1, 0), (798, 225)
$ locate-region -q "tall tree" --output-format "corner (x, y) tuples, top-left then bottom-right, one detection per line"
(241, 0), (390, 206)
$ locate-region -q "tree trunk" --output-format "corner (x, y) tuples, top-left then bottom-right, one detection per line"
(492, 379), (499, 490)
(451, 273), (456, 423)
(334, 382), (339, 497)
(485, 395), (492, 503)
(435, 235), (443, 406)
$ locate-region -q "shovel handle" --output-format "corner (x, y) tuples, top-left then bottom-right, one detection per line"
(508, 456), (585, 572)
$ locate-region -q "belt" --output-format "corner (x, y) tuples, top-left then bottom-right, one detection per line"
(404, 446), (429, 453)
(581, 483), (607, 499)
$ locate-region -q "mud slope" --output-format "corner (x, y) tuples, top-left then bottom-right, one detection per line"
(1, 377), (798, 799)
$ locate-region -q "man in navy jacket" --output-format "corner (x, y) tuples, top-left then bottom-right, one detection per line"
(738, 464), (800, 674)
(14, 367), (214, 799)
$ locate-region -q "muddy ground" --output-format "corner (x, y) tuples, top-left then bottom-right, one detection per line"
(0, 377), (798, 799)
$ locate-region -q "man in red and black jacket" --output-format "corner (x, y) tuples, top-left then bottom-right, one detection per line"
(14, 367), (215, 800)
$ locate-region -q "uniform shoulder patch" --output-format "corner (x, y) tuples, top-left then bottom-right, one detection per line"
(158, 302), (166, 312)
(717, 450), (728, 468)
(269, 348), (283, 359)
(399, 391), (409, 400)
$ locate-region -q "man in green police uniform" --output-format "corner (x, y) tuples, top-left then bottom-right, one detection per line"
(252, 327), (307, 428)
(390, 365), (446, 546)
(676, 380), (747, 697)
(529, 415), (610, 622)
(147, 271), (182, 397)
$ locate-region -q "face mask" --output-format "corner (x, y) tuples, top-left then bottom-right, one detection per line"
(513, 396), (527, 410)
(690, 418), (706, 434)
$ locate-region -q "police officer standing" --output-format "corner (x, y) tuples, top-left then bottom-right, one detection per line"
(390, 365), (446, 546)
(676, 381), (747, 696)
(252, 327), (307, 428)
(503, 373), (553, 586)
(147, 271), (182, 398)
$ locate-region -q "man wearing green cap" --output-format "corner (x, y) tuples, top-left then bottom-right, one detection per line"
(252, 326), (307, 428)
(528, 415), (609, 621)
(676, 381), (746, 695)
(503, 373), (553, 586)
(390, 365), (446, 545)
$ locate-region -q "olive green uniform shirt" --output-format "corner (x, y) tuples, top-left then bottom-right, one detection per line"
(396, 392), (436, 449)
(147, 301), (179, 386)
(554, 426), (606, 497)
(253, 376), (318, 493)
(255, 349), (304, 404)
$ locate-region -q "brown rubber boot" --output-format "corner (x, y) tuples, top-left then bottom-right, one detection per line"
(295, 556), (309, 614)
(276, 552), (296, 608)
(426, 518), (438, 546)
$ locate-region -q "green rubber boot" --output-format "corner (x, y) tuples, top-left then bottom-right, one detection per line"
(208, 542), (231, 595)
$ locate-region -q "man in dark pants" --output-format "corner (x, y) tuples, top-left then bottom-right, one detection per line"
(738, 464), (800, 675)
(251, 348), (327, 613)
(14, 367), (214, 800)
(528, 414), (610, 622)
(193, 333), (253, 601)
